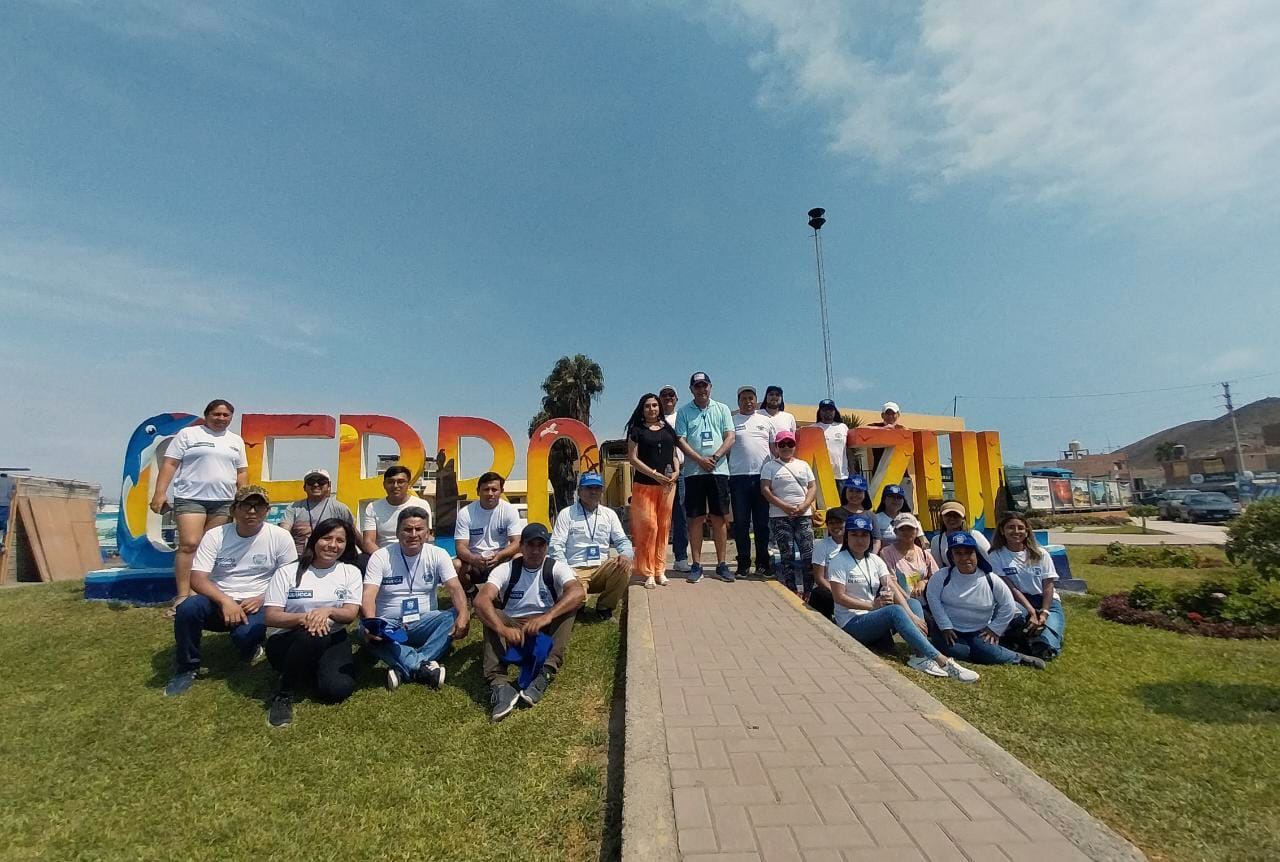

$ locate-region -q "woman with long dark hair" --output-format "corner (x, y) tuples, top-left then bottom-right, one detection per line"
(262, 518), (363, 727)
(150, 399), (247, 616)
(989, 511), (1064, 658)
(626, 393), (680, 588)
(873, 483), (911, 543)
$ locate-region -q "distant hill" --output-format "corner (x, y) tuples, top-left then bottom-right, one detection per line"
(1118, 396), (1280, 469)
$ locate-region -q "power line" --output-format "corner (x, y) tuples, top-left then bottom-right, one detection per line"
(953, 369), (1279, 402)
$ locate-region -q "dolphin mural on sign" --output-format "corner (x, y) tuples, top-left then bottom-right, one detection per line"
(118, 412), (198, 567)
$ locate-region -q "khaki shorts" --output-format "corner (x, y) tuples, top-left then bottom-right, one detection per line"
(172, 497), (232, 518)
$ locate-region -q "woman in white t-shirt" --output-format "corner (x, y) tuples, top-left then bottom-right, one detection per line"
(827, 515), (978, 682)
(807, 506), (848, 620)
(840, 475), (881, 554)
(759, 431), (816, 598)
(150, 399), (248, 615)
(872, 484), (911, 543)
(988, 512), (1064, 659)
(262, 518), (364, 727)
(810, 399), (849, 480)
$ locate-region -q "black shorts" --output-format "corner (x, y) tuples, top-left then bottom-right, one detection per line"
(684, 474), (730, 518)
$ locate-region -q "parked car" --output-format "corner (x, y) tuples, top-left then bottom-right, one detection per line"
(1158, 489), (1199, 520)
(1179, 492), (1241, 523)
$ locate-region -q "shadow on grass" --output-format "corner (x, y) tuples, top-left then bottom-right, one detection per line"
(598, 598), (627, 862)
(1136, 681), (1280, 724)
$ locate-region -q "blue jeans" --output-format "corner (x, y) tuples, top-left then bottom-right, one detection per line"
(173, 593), (266, 673)
(671, 475), (688, 562)
(841, 599), (939, 660)
(363, 609), (457, 676)
(929, 626), (1021, 665)
(1011, 596), (1065, 657)
(728, 474), (771, 570)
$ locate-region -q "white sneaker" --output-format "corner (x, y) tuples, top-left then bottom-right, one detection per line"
(907, 655), (949, 678)
(943, 660), (980, 683)
(673, 560), (692, 573)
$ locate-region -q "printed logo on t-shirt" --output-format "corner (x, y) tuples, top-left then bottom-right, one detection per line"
(1003, 567), (1018, 577)
(470, 528), (483, 536)
(287, 589), (314, 599)
(510, 589), (525, 601)
(190, 442), (215, 449)
(252, 554), (267, 565)
(334, 587), (354, 602)
(216, 557), (236, 569)
(382, 575), (404, 585)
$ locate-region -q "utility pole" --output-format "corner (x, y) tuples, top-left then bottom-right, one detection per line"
(1222, 381), (1252, 502)
(808, 208), (835, 401)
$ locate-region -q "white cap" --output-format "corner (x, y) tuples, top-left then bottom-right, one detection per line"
(882, 401), (900, 413)
(891, 513), (921, 532)
(304, 467), (331, 482)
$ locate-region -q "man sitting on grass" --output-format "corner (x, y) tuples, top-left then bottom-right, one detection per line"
(474, 524), (585, 722)
(549, 471), (632, 621)
(165, 485), (296, 697)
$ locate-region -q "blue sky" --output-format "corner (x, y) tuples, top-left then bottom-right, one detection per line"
(3, 1), (1279, 494)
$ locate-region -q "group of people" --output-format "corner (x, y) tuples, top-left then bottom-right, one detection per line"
(152, 387), (1064, 726)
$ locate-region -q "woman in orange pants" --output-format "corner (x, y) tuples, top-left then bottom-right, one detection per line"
(626, 393), (680, 588)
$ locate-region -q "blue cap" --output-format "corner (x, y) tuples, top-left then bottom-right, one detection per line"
(818, 399), (837, 410)
(884, 484), (904, 497)
(947, 532), (980, 550)
(844, 475), (868, 491)
(362, 618), (409, 643)
(844, 514), (875, 533)
(578, 472), (605, 488)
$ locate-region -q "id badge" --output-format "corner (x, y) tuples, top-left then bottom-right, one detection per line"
(700, 430), (713, 444)
(401, 597), (421, 625)
(586, 545), (601, 562)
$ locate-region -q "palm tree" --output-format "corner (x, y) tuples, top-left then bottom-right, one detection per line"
(1154, 441), (1177, 462)
(528, 354), (605, 512)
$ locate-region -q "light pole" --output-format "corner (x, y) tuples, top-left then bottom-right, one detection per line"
(808, 207), (834, 401)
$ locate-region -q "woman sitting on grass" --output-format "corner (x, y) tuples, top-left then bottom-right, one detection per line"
(807, 506), (848, 620)
(879, 512), (937, 599)
(989, 511), (1064, 659)
(925, 532), (1044, 669)
(828, 515), (978, 682)
(262, 518), (364, 727)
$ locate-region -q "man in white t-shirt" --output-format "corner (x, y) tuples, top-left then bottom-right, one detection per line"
(165, 485), (297, 696)
(761, 385), (797, 455)
(360, 465), (432, 553)
(279, 468), (355, 554)
(760, 431), (817, 598)
(812, 399), (851, 480)
(361, 507), (469, 691)
(728, 385), (777, 580)
(659, 385), (691, 573)
(549, 472), (632, 621)
(474, 524), (585, 722)
(453, 471), (522, 594)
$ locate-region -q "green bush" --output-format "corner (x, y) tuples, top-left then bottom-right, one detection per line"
(1126, 572), (1280, 627)
(1225, 498), (1280, 580)
(1026, 512), (1131, 529)
(1091, 542), (1210, 569)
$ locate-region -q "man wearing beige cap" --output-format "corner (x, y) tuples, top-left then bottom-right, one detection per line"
(279, 468), (355, 554)
(165, 485), (297, 697)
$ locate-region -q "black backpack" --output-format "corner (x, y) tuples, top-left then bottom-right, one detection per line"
(497, 557), (561, 610)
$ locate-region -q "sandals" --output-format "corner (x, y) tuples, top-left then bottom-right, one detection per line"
(655, 574), (669, 587)
(644, 577), (657, 590)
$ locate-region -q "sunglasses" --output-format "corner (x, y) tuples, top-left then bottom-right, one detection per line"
(238, 501), (268, 512)
(305, 479), (329, 487)
(777, 441), (796, 448)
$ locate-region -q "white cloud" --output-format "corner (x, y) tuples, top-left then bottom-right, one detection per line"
(682, 0), (1280, 218)
(1206, 347), (1261, 373)
(0, 236), (326, 356)
(838, 375), (872, 392)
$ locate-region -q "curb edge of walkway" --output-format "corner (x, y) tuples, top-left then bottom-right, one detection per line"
(621, 583), (679, 862)
(765, 580), (1147, 862)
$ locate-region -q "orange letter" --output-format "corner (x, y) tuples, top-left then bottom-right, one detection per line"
(336, 415), (425, 514)
(976, 431), (1005, 529)
(850, 427), (915, 508)
(912, 432), (944, 530)
(527, 418), (598, 527)
(240, 414), (337, 508)
(795, 426), (842, 511)
(948, 431), (984, 529)
(436, 416), (517, 502)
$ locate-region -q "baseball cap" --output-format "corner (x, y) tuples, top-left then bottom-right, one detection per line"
(659, 384), (677, 396)
(521, 523), (551, 543)
(844, 475), (869, 492)
(303, 467), (331, 482)
(775, 430), (797, 445)
(882, 401), (900, 413)
(844, 514), (875, 533)
(690, 372), (711, 386)
(736, 385), (757, 398)
(891, 513), (922, 533)
(362, 618), (409, 644)
(883, 483), (905, 498)
(947, 531), (979, 550)
(234, 484), (270, 505)
(578, 472), (605, 488)
(939, 501), (966, 518)
(818, 399), (837, 410)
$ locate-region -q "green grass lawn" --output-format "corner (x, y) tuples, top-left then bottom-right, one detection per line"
(0, 583), (620, 862)
(887, 548), (1280, 862)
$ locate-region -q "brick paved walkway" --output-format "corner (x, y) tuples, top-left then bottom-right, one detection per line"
(646, 576), (1103, 862)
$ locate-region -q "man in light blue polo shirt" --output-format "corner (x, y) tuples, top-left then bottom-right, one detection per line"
(674, 371), (736, 583)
